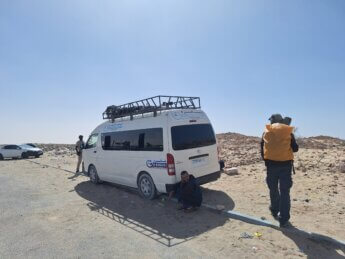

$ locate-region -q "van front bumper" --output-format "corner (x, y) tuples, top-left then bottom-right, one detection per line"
(165, 171), (221, 193)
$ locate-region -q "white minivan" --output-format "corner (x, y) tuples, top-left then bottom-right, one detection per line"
(83, 96), (221, 199)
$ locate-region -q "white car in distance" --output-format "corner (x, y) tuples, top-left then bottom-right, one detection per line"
(0, 145), (27, 160)
(20, 144), (43, 158)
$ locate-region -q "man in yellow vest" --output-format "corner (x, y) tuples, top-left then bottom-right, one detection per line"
(261, 114), (299, 227)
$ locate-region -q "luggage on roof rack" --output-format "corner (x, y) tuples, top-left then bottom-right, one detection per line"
(103, 95), (201, 121)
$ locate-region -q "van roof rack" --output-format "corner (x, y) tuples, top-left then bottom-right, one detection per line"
(103, 95), (201, 121)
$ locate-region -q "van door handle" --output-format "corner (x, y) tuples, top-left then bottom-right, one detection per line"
(93, 151), (97, 153)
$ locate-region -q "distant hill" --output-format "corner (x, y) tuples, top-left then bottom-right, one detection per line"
(293, 135), (345, 149)
(216, 132), (345, 168)
(217, 132), (345, 149)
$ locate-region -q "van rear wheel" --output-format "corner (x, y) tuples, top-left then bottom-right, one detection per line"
(89, 165), (101, 184)
(138, 173), (157, 200)
(0, 154), (3, 160)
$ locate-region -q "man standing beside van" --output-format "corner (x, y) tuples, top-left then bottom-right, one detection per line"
(75, 135), (85, 173)
(261, 114), (299, 227)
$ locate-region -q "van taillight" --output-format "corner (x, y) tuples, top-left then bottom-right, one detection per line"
(167, 153), (176, 176)
(217, 146), (220, 160)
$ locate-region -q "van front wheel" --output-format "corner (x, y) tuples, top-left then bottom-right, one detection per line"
(89, 165), (101, 184)
(138, 173), (157, 200)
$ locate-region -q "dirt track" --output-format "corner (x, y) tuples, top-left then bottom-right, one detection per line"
(1, 150), (344, 258)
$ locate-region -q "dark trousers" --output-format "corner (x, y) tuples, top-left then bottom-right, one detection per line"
(266, 164), (293, 222)
(175, 186), (202, 209)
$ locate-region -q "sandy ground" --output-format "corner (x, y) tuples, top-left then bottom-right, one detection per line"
(216, 134), (345, 241)
(0, 136), (345, 258)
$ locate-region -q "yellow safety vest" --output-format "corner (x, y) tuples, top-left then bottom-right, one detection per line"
(263, 123), (294, 161)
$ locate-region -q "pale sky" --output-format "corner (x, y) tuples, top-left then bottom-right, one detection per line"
(1, 0), (344, 144)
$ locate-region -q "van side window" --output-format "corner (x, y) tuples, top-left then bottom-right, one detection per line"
(102, 128), (163, 151)
(85, 134), (98, 149)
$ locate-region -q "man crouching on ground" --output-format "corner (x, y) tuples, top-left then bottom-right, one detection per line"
(169, 171), (202, 212)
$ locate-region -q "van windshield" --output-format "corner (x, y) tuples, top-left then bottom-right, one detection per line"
(171, 124), (216, 150)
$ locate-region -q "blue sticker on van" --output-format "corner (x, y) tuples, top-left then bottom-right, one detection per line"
(104, 124), (123, 132)
(146, 160), (167, 169)
(171, 111), (205, 120)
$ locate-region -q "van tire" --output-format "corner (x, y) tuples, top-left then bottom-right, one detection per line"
(138, 173), (157, 200)
(0, 154), (3, 160)
(89, 165), (101, 184)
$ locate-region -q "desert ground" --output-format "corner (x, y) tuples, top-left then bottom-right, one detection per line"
(0, 134), (344, 258)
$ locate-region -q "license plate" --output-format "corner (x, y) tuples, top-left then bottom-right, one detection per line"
(191, 157), (207, 167)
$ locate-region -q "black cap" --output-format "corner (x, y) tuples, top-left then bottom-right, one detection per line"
(269, 114), (283, 124)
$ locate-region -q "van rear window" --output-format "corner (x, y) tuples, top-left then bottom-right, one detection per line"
(171, 124), (216, 150)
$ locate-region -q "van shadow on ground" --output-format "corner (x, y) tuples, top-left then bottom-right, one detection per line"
(75, 181), (234, 247)
(202, 187), (235, 211)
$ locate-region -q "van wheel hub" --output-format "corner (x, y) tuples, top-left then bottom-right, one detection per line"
(140, 178), (151, 196)
(90, 169), (95, 180)
(89, 167), (98, 183)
